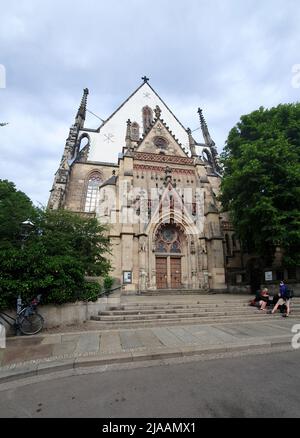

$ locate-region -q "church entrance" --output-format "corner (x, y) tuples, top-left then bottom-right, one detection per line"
(154, 223), (184, 289)
(156, 257), (167, 289)
(170, 257), (181, 289)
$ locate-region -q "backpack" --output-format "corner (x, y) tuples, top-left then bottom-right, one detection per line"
(286, 288), (294, 299)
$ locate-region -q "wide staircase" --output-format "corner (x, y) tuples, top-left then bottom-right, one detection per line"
(90, 295), (300, 329)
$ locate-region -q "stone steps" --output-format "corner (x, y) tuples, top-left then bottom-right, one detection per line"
(90, 312), (298, 329)
(91, 296), (300, 329)
(118, 300), (254, 308)
(140, 290), (211, 296)
(96, 308), (300, 321)
(101, 308), (262, 317)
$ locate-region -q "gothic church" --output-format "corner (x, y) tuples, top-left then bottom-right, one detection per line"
(48, 78), (238, 294)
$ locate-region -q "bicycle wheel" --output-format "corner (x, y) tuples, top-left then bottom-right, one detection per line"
(19, 313), (44, 335)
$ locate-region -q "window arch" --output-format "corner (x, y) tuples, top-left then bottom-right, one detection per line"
(155, 224), (183, 254)
(84, 172), (103, 212)
(142, 106), (153, 133)
(154, 136), (168, 150)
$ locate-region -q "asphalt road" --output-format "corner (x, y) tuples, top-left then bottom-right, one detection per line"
(1, 349), (300, 418)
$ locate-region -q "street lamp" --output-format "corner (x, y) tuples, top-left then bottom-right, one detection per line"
(16, 219), (35, 335)
(20, 219), (35, 249)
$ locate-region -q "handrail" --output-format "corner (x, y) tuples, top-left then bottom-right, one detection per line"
(100, 284), (122, 297)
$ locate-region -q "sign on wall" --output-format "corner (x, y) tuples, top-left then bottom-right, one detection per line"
(265, 271), (273, 281)
(123, 271), (132, 284)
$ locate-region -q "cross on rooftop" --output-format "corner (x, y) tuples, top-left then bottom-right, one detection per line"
(141, 76), (149, 83)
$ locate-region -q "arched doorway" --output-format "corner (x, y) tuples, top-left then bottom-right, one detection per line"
(247, 258), (263, 294)
(154, 223), (185, 289)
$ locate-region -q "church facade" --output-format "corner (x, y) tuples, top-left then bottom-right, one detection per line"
(48, 78), (237, 294)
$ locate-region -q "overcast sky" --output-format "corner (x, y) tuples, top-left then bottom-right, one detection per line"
(0, 0), (299, 206)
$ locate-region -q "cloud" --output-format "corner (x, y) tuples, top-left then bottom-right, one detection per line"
(0, 0), (300, 205)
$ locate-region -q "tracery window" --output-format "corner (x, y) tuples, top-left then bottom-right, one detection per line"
(84, 172), (102, 212)
(155, 224), (182, 253)
(131, 122), (140, 141)
(154, 136), (168, 150)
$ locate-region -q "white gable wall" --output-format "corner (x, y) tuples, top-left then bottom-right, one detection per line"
(82, 83), (190, 163)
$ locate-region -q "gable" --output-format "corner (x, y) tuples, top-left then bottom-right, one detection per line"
(84, 82), (190, 163)
(136, 118), (188, 157)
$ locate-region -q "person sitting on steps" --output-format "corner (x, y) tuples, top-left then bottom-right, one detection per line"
(258, 288), (270, 311)
(270, 281), (291, 317)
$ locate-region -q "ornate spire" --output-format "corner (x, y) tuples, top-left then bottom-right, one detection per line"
(197, 108), (222, 174)
(187, 127), (197, 157)
(125, 119), (133, 151)
(197, 107), (214, 146)
(75, 88), (89, 127)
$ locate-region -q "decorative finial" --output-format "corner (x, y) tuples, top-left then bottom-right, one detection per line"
(197, 107), (214, 146)
(197, 108), (206, 128)
(142, 76), (149, 83)
(125, 119), (133, 151)
(187, 127), (197, 157)
(154, 105), (161, 119)
(126, 119), (132, 139)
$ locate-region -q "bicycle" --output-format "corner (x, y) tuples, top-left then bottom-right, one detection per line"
(0, 294), (44, 335)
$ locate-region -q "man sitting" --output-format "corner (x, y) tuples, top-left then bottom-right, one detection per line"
(270, 281), (291, 317)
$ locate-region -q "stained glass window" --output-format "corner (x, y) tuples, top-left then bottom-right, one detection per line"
(155, 225), (182, 253)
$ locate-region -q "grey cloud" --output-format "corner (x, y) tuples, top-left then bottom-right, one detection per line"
(1, 0), (300, 205)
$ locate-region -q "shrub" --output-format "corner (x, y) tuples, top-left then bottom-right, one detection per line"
(78, 282), (102, 302)
(103, 276), (114, 292)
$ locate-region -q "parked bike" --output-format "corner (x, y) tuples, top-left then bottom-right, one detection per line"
(0, 294), (44, 335)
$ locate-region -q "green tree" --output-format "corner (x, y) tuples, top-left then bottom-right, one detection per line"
(0, 180), (37, 248)
(220, 103), (300, 266)
(0, 182), (111, 309)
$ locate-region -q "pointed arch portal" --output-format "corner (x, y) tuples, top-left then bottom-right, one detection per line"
(154, 223), (185, 289)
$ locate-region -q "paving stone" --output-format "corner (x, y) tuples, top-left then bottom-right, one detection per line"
(99, 332), (122, 354)
(185, 325), (236, 344)
(1, 344), (53, 366)
(136, 329), (164, 349)
(74, 333), (100, 354)
(233, 323), (286, 337)
(62, 334), (81, 343)
(167, 327), (201, 345)
(119, 331), (144, 350)
(6, 337), (43, 348)
(41, 334), (62, 345)
(212, 324), (257, 338)
(151, 327), (185, 347)
(52, 341), (77, 357)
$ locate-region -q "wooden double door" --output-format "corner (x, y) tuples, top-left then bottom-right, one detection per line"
(156, 256), (182, 289)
